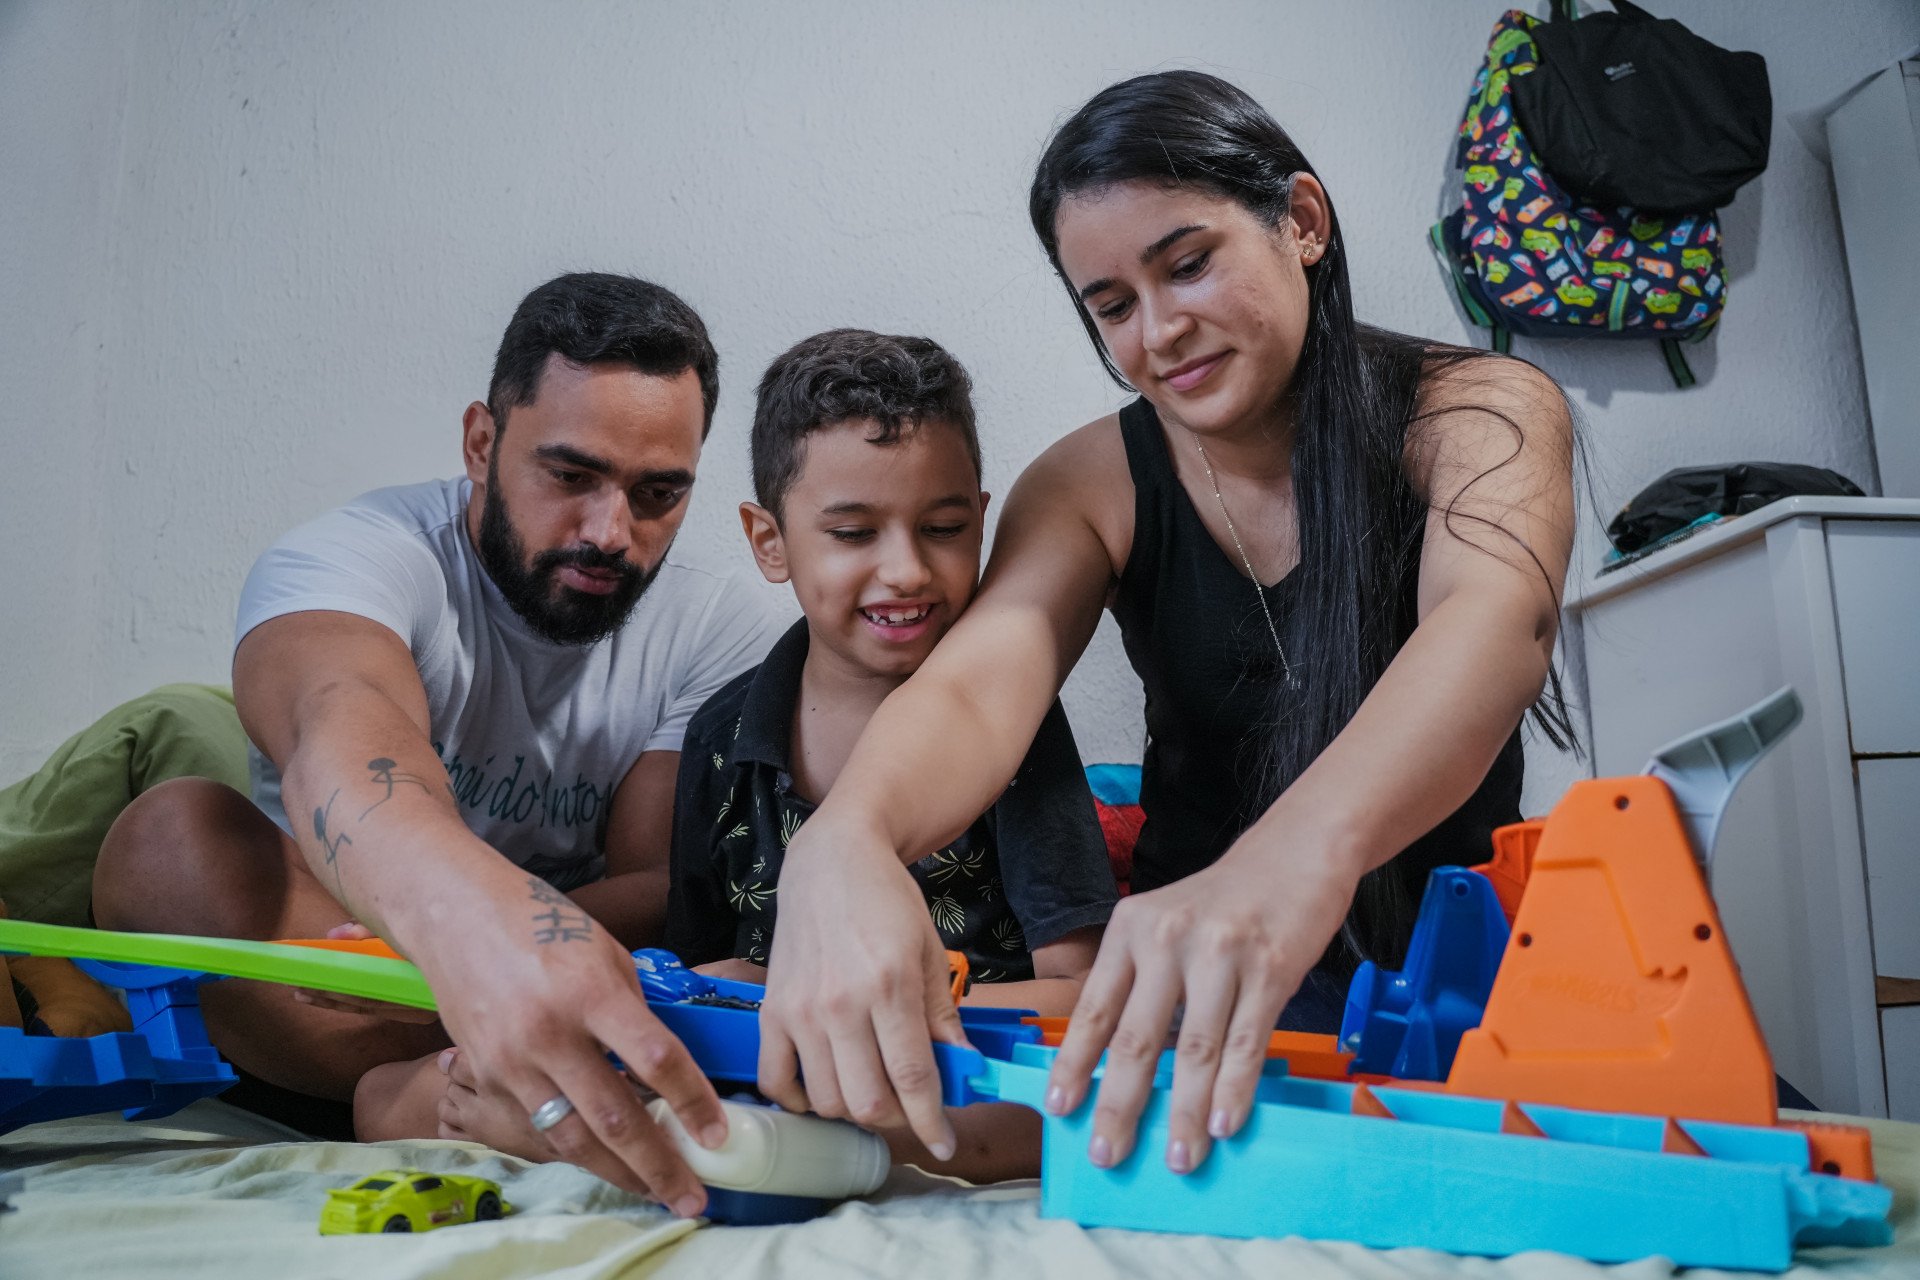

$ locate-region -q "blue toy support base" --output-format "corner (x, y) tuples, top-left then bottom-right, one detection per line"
(1339, 866), (1509, 1080)
(0, 958), (235, 1134)
(0, 1022), (234, 1133)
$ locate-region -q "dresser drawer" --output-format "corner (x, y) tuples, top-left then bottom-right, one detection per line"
(1860, 757), (1920, 983)
(1827, 522), (1920, 755)
(1886, 1005), (1920, 1122)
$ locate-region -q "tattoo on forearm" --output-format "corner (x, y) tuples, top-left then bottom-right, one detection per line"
(360, 756), (436, 819)
(313, 790), (354, 892)
(528, 876), (592, 943)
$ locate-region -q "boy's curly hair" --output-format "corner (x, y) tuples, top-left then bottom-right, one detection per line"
(752, 329), (980, 518)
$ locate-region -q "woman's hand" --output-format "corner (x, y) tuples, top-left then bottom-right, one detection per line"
(756, 817), (971, 1161)
(401, 874), (729, 1216)
(1044, 836), (1360, 1174)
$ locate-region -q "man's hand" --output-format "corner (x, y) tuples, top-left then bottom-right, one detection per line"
(235, 614), (728, 1210)
(756, 819), (968, 1160)
(407, 874), (729, 1215)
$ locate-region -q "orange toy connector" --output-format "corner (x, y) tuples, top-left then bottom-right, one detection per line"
(1019, 1018), (1356, 1081)
(1264, 1031), (1355, 1080)
(1446, 776), (1777, 1127)
(1470, 820), (1542, 924)
(947, 951), (969, 1005)
(1781, 1119), (1877, 1182)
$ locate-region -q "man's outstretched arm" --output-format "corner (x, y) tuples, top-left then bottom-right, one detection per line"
(235, 610), (727, 1214)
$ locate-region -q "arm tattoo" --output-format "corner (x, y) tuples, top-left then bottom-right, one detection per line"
(313, 790), (354, 893)
(528, 876), (592, 944)
(360, 756), (436, 819)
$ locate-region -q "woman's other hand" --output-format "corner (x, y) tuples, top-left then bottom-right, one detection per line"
(1043, 837), (1359, 1175)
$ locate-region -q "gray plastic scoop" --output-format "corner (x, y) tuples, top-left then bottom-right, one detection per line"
(1642, 686), (1802, 873)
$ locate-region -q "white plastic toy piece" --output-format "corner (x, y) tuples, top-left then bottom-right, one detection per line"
(1641, 685), (1802, 872)
(648, 1098), (891, 1199)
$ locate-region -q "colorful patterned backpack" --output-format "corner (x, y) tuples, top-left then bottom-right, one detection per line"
(1432, 8), (1725, 387)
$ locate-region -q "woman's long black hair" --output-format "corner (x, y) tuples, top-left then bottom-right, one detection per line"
(1030, 70), (1576, 969)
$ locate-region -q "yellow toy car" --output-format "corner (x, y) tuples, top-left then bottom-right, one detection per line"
(319, 1169), (509, 1235)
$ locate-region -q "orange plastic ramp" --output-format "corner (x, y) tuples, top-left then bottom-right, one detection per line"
(1446, 776), (1777, 1128)
(276, 937), (406, 961)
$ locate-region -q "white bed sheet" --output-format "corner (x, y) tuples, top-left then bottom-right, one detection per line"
(2, 1100), (1914, 1279)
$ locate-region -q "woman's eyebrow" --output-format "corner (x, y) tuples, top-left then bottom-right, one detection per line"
(1139, 223), (1207, 266)
(1075, 223), (1210, 301)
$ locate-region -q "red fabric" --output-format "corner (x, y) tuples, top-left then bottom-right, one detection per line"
(1095, 801), (1144, 896)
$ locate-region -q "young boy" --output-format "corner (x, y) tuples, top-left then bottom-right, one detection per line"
(664, 328), (1116, 1011)
(659, 327), (1118, 1179)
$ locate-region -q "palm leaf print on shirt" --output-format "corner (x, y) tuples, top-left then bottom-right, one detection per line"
(729, 879), (774, 912)
(925, 845), (985, 883)
(929, 893), (966, 936)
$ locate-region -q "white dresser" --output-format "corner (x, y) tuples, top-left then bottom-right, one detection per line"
(1567, 496), (1920, 1119)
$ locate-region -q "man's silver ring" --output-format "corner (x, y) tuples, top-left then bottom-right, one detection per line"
(529, 1094), (575, 1133)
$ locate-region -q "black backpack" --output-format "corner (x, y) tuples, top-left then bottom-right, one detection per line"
(1605, 462), (1863, 557)
(1510, 0), (1771, 213)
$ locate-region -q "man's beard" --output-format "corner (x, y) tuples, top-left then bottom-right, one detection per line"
(476, 470), (659, 646)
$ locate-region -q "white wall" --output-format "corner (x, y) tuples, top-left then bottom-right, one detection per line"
(4, 0), (1917, 819)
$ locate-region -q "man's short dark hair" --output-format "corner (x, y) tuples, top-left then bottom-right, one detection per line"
(752, 329), (980, 518)
(488, 272), (719, 436)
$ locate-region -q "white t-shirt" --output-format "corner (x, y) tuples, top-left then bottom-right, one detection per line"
(235, 477), (786, 890)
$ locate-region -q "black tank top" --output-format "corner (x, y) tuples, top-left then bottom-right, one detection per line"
(1109, 397), (1525, 954)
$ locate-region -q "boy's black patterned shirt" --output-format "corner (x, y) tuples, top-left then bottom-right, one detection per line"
(664, 620), (1117, 983)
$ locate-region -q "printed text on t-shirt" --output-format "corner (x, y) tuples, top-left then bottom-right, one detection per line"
(435, 742), (609, 831)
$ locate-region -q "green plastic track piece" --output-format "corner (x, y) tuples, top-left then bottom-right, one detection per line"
(0, 919), (438, 1010)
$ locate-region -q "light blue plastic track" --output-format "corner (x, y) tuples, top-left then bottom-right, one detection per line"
(969, 1044), (1892, 1271)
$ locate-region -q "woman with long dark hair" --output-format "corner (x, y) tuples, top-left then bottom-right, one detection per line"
(756, 70), (1574, 1176)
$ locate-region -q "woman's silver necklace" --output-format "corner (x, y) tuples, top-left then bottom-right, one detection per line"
(1191, 434), (1299, 690)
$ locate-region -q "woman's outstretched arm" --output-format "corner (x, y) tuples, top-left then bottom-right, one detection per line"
(754, 420), (1125, 1158)
(1046, 356), (1574, 1176)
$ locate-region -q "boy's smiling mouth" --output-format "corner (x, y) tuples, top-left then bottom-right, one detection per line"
(858, 600), (939, 641)
(860, 602), (933, 625)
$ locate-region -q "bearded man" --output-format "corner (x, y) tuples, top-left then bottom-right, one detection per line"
(92, 273), (781, 1211)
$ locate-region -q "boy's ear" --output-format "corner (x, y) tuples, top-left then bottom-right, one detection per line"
(979, 491), (991, 522)
(461, 401), (497, 486)
(739, 501), (790, 584)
